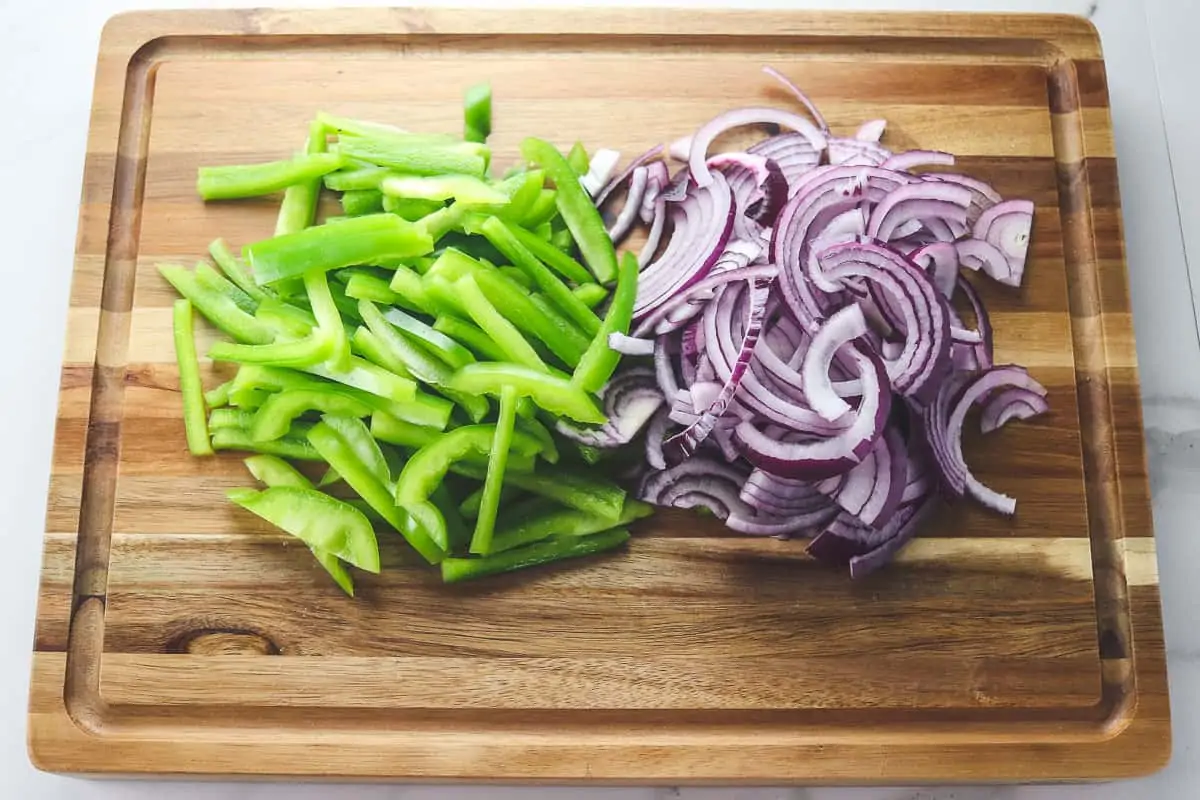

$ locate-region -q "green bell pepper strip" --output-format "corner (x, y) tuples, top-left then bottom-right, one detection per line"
(336, 134), (488, 178)
(515, 397), (538, 421)
(415, 204), (467, 245)
(381, 175), (508, 206)
(387, 265), (436, 315)
(550, 224), (575, 252)
(228, 387), (269, 409)
(340, 189), (384, 217)
(327, 276), (364, 324)
(497, 266), (535, 291)
(433, 486), (472, 551)
(495, 495), (560, 528)
(159, 264), (273, 344)
(432, 316), (507, 362)
(303, 356), (417, 404)
(211, 426), (321, 460)
(246, 214), (433, 286)
(208, 407), (254, 430)
(459, 482), (523, 520)
(251, 389), (374, 442)
(472, 270), (586, 367)
(322, 414), (391, 488)
(241, 458), (353, 595)
(229, 363), (445, 429)
(572, 251), (638, 393)
(359, 300), (490, 423)
(382, 195), (444, 221)
(528, 293), (592, 354)
(312, 550), (356, 596)
(303, 267), (351, 371)
(316, 112), (455, 143)
(447, 362), (604, 424)
(336, 265), (395, 283)
(370, 411), (441, 450)
(254, 298), (316, 339)
(490, 498), (652, 554)
(441, 527), (630, 583)
(204, 381), (231, 408)
(307, 420), (445, 564)
(323, 165), (391, 192)
(349, 327), (413, 379)
(195, 262), (257, 314)
(501, 171), (546, 223)
(209, 238), (270, 303)
(521, 137), (618, 284)
(571, 283), (609, 309)
(197, 153), (344, 201)
(453, 275), (547, 372)
(395, 424), (543, 558)
(520, 189), (561, 231)
(382, 307), (475, 370)
(567, 141), (590, 176)
(470, 385), (518, 555)
(228, 486), (380, 573)
(533, 221), (554, 241)
(479, 216), (602, 336)
(276, 120), (329, 236)
(344, 273), (404, 306)
(515, 415), (559, 464)
(463, 83), (492, 144)
(318, 466), (343, 488)
(424, 248), (483, 282)
(451, 462), (626, 521)
(171, 299), (213, 456)
(244, 454), (314, 490)
(208, 334), (333, 369)
(426, 250), (572, 354)
(506, 223), (592, 286)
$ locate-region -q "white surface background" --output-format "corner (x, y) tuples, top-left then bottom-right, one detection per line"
(2, 0), (1195, 797)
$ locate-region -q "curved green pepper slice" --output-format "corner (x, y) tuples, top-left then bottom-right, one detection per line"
(227, 486), (379, 574)
(446, 363), (604, 424)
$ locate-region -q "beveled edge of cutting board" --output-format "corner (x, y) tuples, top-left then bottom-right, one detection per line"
(27, 8), (1170, 782)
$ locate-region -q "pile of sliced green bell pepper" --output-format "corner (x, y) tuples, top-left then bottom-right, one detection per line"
(161, 87), (647, 595)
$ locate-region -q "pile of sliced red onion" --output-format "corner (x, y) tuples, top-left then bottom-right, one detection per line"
(569, 67), (1047, 578)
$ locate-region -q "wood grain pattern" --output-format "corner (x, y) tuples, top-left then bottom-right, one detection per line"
(29, 8), (1169, 782)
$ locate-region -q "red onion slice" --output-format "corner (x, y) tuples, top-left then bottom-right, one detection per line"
(980, 387), (1049, 434)
(735, 347), (891, 480)
(761, 65), (830, 132)
(748, 133), (822, 188)
(909, 241), (959, 299)
(973, 199), (1034, 287)
(828, 138), (891, 167)
(556, 368), (663, 448)
(819, 241), (952, 402)
(866, 182), (972, 242)
(634, 172), (736, 319)
(639, 458), (753, 520)
(606, 166), (649, 245)
(802, 304), (869, 421)
(689, 108), (827, 189)
(854, 119), (887, 142)
(664, 277), (772, 463)
(608, 332), (655, 356)
(596, 144), (665, 207)
(880, 150), (955, 172)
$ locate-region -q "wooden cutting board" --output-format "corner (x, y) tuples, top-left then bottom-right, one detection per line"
(29, 7), (1169, 782)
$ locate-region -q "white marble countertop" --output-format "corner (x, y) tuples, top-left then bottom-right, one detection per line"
(2, 0), (1194, 797)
